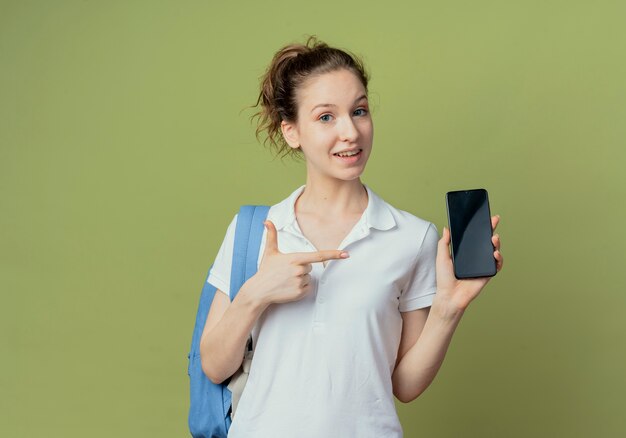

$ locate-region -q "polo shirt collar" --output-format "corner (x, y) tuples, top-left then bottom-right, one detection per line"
(270, 183), (396, 233)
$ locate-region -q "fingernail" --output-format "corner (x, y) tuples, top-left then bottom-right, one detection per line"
(340, 251), (350, 258)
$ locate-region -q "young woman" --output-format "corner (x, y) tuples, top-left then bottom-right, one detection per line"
(199, 37), (503, 437)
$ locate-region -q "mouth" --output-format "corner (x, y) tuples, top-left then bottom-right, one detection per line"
(333, 149), (363, 163)
(333, 149), (363, 164)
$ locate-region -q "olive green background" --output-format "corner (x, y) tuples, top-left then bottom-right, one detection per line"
(1, 1), (624, 437)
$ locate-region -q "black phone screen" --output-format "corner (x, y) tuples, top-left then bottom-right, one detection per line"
(445, 189), (496, 279)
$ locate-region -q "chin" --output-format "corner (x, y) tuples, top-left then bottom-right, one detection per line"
(340, 170), (366, 181)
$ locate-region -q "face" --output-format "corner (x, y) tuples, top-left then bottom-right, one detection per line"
(281, 69), (373, 182)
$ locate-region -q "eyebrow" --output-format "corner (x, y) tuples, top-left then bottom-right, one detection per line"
(310, 94), (368, 113)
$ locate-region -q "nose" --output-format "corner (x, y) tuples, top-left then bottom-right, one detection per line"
(338, 116), (359, 142)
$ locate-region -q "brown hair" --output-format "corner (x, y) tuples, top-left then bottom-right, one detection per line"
(252, 36), (369, 161)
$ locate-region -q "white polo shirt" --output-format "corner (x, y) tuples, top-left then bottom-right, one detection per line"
(207, 183), (439, 438)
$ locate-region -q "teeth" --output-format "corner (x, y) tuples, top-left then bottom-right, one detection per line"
(336, 150), (359, 157)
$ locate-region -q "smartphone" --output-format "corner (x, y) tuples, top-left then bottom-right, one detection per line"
(445, 189), (497, 279)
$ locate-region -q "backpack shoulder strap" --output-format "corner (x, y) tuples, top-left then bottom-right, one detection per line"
(229, 205), (270, 302)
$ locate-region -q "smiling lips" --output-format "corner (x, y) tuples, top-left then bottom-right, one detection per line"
(333, 148), (362, 163)
(333, 148), (362, 157)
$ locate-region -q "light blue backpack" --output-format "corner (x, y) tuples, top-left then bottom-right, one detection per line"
(187, 205), (270, 438)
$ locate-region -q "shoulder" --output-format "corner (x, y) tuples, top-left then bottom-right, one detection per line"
(393, 206), (438, 254)
(370, 192), (439, 260)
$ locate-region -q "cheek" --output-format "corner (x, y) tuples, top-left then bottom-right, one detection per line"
(306, 127), (335, 144)
(299, 128), (335, 154)
(360, 121), (374, 142)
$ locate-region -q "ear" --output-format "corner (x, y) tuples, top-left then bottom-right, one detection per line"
(280, 120), (300, 150)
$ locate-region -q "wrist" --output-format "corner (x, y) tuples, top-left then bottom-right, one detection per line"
(430, 294), (466, 325)
(238, 278), (270, 314)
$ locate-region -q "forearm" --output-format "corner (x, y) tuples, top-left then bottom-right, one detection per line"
(199, 281), (268, 384)
(392, 301), (464, 403)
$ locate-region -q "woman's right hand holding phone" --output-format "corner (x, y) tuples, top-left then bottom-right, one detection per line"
(243, 220), (349, 307)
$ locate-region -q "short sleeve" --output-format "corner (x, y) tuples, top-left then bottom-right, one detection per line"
(207, 213), (238, 300)
(399, 222), (439, 312)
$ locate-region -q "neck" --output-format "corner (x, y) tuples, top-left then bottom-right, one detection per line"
(296, 178), (368, 218)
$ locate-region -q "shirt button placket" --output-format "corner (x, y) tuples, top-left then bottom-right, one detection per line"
(314, 270), (327, 332)
(302, 236), (326, 331)
(318, 272), (327, 303)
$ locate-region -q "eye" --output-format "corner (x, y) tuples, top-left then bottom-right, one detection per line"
(319, 114), (333, 122)
(354, 108), (369, 116)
